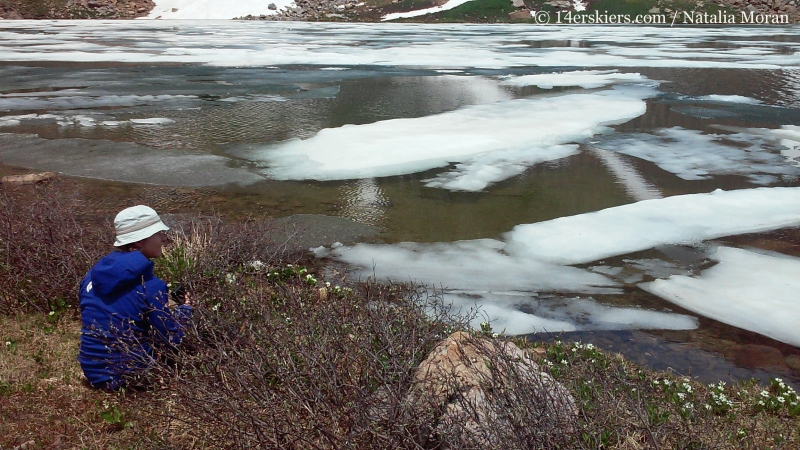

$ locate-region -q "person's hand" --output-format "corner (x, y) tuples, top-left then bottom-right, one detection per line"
(184, 292), (192, 307)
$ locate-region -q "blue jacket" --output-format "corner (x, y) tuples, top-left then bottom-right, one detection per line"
(78, 250), (191, 390)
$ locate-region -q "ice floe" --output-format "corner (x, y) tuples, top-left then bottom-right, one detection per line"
(129, 117), (175, 125)
(446, 294), (697, 335)
(0, 94), (197, 112)
(505, 187), (800, 265)
(696, 94), (762, 104)
(500, 70), (647, 89)
(755, 125), (800, 168)
(643, 247), (800, 347)
(1, 22), (799, 69)
(594, 127), (800, 185)
(331, 187), (799, 334)
(0, 113), (176, 128)
(252, 87), (651, 190)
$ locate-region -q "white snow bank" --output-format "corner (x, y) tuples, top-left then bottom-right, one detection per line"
(595, 127), (800, 184)
(382, 0), (475, 21)
(500, 70), (647, 89)
(506, 187), (800, 265)
(643, 247), (800, 347)
(253, 87), (651, 190)
(145, 0), (292, 19)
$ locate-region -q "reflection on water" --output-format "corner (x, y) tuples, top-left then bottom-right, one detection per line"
(587, 146), (663, 201)
(337, 178), (391, 226)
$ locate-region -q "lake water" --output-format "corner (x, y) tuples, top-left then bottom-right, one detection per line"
(1, 21), (800, 386)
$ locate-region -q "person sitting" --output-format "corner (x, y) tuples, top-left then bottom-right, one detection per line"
(78, 205), (191, 391)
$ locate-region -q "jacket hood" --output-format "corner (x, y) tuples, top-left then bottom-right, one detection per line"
(91, 251), (153, 297)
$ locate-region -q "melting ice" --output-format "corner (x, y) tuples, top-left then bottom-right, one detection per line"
(331, 187), (800, 335)
(594, 127), (800, 185)
(644, 247), (800, 347)
(252, 86), (652, 190)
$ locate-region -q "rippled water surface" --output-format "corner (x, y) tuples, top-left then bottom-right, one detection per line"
(2, 21), (800, 386)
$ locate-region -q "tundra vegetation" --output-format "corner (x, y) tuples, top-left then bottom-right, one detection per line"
(1, 182), (798, 449)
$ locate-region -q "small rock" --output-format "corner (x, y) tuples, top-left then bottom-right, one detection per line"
(648, 7), (660, 13)
(786, 354), (800, 371)
(268, 2), (277, 9)
(511, 0), (525, 7)
(509, 9), (531, 18)
(508, 9), (532, 20)
(171, 7), (177, 12)
(1, 172), (58, 184)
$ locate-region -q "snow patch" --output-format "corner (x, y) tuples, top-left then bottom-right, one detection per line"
(382, 0), (476, 21)
(145, 0), (292, 19)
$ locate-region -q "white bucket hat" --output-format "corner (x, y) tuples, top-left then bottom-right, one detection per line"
(113, 205), (169, 247)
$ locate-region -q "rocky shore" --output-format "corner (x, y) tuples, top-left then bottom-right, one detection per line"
(2, 0), (798, 21)
(1, 0), (155, 19)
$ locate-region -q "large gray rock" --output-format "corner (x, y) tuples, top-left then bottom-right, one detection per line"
(405, 332), (576, 449)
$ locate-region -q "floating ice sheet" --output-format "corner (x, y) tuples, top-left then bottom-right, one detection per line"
(0, 94), (197, 112)
(333, 239), (621, 295)
(1, 22), (799, 69)
(0, 113), (176, 128)
(331, 188), (799, 333)
(251, 87), (650, 189)
(594, 127), (800, 184)
(643, 247), (800, 347)
(500, 70), (647, 89)
(696, 94), (762, 104)
(444, 293), (697, 335)
(506, 187), (800, 265)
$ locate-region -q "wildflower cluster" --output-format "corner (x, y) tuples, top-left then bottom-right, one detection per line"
(653, 377), (696, 418)
(707, 381), (734, 415)
(479, 321), (500, 338)
(265, 264), (308, 283)
(755, 378), (799, 416)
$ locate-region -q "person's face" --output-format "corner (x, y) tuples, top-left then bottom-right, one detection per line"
(133, 231), (168, 259)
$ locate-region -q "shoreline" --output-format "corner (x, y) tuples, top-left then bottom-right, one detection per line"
(1, 0), (798, 23)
